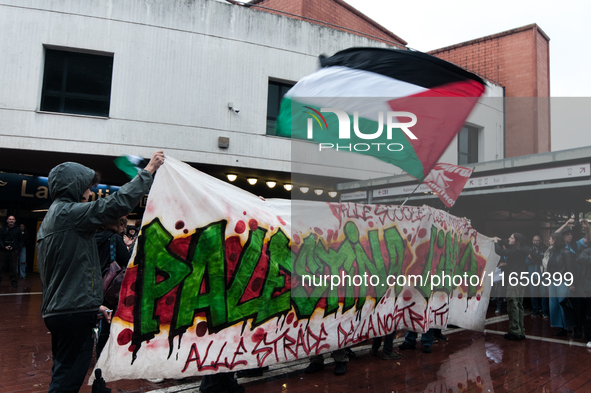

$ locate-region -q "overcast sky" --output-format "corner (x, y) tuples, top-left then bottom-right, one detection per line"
(343, 0), (591, 151)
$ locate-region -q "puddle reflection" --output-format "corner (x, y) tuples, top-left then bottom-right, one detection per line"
(423, 338), (495, 393)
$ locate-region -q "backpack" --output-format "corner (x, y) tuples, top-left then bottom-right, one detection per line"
(102, 234), (126, 309)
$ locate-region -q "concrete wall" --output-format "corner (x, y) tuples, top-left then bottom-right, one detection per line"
(0, 0), (504, 180)
(439, 84), (505, 166)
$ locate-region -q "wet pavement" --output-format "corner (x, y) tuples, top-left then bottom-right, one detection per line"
(1, 274), (590, 393)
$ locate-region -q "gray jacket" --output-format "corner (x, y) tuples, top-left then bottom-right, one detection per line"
(37, 162), (153, 318)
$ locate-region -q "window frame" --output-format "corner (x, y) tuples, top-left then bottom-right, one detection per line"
(457, 124), (480, 165)
(40, 46), (114, 118)
(266, 79), (295, 136)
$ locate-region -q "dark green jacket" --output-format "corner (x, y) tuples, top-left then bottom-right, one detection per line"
(37, 162), (152, 318)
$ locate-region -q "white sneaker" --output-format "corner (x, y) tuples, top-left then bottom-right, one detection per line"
(146, 378), (164, 383)
(587, 341), (591, 349)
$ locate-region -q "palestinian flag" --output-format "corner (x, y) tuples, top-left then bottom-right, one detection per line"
(276, 47), (486, 181)
(114, 155), (147, 179)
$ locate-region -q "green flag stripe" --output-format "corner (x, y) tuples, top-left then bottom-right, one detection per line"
(277, 97), (425, 180)
(114, 156), (141, 179)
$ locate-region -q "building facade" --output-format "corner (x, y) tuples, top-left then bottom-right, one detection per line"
(0, 0), (504, 221)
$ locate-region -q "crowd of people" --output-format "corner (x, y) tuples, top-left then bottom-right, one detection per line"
(3, 153), (591, 392)
(492, 219), (591, 347)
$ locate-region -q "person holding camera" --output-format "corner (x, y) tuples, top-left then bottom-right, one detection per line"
(0, 215), (24, 288)
(124, 226), (138, 253)
(555, 218), (589, 254)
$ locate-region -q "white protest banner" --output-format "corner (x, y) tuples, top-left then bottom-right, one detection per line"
(94, 157), (498, 382)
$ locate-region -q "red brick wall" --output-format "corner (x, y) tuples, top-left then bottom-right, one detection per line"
(251, 0), (406, 47)
(429, 25), (551, 157)
(252, 0), (304, 17)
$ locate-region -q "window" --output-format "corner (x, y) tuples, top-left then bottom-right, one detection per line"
(40, 48), (114, 117)
(266, 80), (294, 136)
(458, 125), (479, 165)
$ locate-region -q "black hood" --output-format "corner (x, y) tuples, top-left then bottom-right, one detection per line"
(95, 228), (117, 248)
(48, 162), (95, 202)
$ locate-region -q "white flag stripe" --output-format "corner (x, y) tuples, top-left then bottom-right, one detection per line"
(287, 66), (427, 99)
(294, 96), (397, 122)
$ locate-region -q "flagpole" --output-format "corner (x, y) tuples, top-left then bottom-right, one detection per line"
(400, 181), (424, 207)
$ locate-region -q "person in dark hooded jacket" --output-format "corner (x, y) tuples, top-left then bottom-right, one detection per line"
(493, 232), (530, 341)
(96, 216), (131, 280)
(37, 151), (164, 393)
(95, 216), (131, 359)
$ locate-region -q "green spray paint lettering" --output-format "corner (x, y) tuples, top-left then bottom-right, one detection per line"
(174, 221), (228, 332)
(454, 241), (479, 297)
(417, 226), (439, 296)
(135, 219), (293, 343)
(134, 220), (191, 342)
(256, 228), (292, 323)
(434, 231), (457, 293)
(291, 234), (330, 317)
(225, 227), (266, 323)
(383, 225), (406, 296)
(133, 218), (481, 352)
(293, 221), (406, 316)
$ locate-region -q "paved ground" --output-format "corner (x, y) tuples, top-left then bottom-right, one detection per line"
(1, 274), (590, 393)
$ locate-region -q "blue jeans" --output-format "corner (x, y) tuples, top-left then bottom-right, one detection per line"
(404, 329), (433, 347)
(549, 281), (573, 328)
(19, 247), (26, 279)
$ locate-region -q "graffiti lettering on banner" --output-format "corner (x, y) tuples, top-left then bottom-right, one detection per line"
(93, 157), (498, 383)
